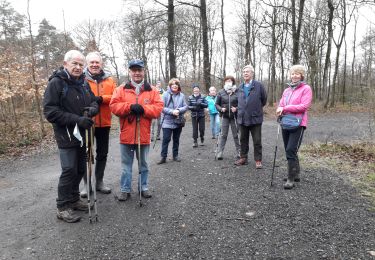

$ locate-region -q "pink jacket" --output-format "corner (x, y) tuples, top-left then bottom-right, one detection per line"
(278, 82), (312, 127)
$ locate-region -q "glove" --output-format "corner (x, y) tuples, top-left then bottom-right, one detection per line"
(83, 107), (97, 117)
(130, 104), (145, 116)
(196, 100), (202, 107)
(95, 96), (103, 105)
(77, 117), (94, 129)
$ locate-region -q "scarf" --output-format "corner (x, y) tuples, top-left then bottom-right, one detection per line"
(131, 79), (144, 95)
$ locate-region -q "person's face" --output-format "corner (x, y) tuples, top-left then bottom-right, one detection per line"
(193, 87), (200, 95)
(156, 82), (161, 89)
(243, 68), (253, 82)
(64, 56), (85, 78)
(87, 56), (103, 75)
(170, 82), (179, 92)
(290, 72), (302, 83)
(209, 88), (216, 96)
(129, 67), (145, 83)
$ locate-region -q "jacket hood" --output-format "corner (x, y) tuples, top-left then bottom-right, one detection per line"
(84, 69), (111, 82)
(48, 67), (85, 85)
(123, 81), (152, 91)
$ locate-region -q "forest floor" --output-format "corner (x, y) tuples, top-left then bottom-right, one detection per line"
(0, 112), (374, 259)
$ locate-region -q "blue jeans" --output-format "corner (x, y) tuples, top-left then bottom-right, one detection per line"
(120, 144), (150, 193)
(209, 114), (220, 137)
(161, 127), (183, 158)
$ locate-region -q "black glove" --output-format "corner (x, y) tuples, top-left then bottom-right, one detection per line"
(95, 96), (103, 105)
(83, 107), (97, 117)
(130, 104), (145, 116)
(196, 100), (202, 107)
(77, 117), (94, 129)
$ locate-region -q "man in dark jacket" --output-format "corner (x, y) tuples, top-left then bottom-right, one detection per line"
(43, 50), (99, 223)
(188, 84), (208, 147)
(234, 65), (267, 169)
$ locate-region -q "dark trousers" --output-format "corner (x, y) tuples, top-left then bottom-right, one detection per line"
(57, 146), (87, 208)
(282, 127), (305, 162)
(94, 127), (110, 180)
(239, 124), (262, 161)
(161, 127), (183, 158)
(192, 116), (205, 142)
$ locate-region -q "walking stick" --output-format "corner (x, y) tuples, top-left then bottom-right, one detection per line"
(136, 115), (143, 207)
(214, 114), (223, 160)
(270, 120), (281, 187)
(85, 112), (98, 223)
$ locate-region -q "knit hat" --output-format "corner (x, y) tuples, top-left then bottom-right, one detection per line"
(192, 83), (200, 89)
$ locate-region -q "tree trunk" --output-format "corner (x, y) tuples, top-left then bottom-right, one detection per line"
(323, 0), (334, 109)
(168, 0), (177, 79)
(200, 0), (211, 92)
(291, 0), (305, 64)
(244, 0), (251, 65)
(220, 0), (227, 79)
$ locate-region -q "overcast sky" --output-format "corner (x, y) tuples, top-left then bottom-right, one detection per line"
(12, 0), (125, 33)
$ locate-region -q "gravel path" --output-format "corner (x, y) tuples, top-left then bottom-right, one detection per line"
(0, 112), (374, 259)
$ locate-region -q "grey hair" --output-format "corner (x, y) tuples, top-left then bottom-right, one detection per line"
(243, 64), (255, 74)
(64, 50), (85, 62)
(209, 86), (217, 92)
(86, 51), (103, 63)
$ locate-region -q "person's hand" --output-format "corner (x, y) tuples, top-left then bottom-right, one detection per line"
(276, 107), (283, 117)
(221, 107), (226, 112)
(83, 107), (97, 117)
(78, 117), (94, 129)
(95, 96), (103, 105)
(173, 109), (180, 116)
(196, 100), (202, 107)
(130, 104), (145, 116)
(231, 107), (237, 113)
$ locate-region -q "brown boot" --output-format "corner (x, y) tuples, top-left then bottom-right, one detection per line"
(234, 157), (248, 166)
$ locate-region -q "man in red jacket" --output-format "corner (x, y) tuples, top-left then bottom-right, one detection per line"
(80, 52), (116, 197)
(110, 59), (163, 201)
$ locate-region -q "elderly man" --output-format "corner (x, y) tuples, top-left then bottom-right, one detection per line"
(234, 64), (267, 169)
(43, 50), (99, 223)
(110, 59), (163, 201)
(80, 51), (116, 198)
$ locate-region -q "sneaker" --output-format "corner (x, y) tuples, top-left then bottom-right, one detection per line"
(193, 142), (198, 148)
(116, 192), (131, 201)
(212, 136), (216, 139)
(255, 160), (263, 169)
(141, 190), (152, 198)
(57, 208), (81, 223)
(157, 157), (167, 164)
(216, 151), (223, 160)
(173, 157), (181, 162)
(200, 139), (204, 146)
(234, 157), (248, 166)
(96, 182), (111, 194)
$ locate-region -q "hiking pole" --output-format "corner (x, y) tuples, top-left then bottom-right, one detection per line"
(90, 125), (98, 221)
(136, 114), (143, 207)
(153, 114), (165, 149)
(215, 114), (222, 160)
(271, 119), (281, 187)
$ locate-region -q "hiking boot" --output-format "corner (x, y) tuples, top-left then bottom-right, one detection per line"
(71, 199), (92, 211)
(57, 208), (81, 223)
(116, 192), (131, 201)
(193, 142), (198, 148)
(141, 190), (152, 198)
(255, 160), (263, 169)
(96, 181), (111, 194)
(216, 151), (223, 160)
(157, 157), (167, 164)
(200, 138), (204, 146)
(234, 157), (248, 166)
(284, 160), (298, 190)
(173, 156), (181, 162)
(212, 136), (216, 139)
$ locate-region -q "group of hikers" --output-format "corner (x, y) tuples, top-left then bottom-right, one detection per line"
(43, 49), (312, 223)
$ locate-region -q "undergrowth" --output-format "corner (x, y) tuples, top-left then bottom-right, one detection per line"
(301, 141), (375, 209)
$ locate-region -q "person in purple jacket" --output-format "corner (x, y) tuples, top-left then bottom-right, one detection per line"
(276, 65), (312, 189)
(234, 64), (267, 169)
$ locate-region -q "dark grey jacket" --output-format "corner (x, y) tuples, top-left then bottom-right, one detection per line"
(237, 80), (267, 126)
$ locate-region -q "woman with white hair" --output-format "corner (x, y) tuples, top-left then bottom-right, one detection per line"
(276, 64), (312, 189)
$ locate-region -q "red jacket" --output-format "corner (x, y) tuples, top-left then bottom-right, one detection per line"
(85, 71), (116, 127)
(109, 82), (163, 145)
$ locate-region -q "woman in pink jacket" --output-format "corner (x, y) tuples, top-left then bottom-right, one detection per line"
(276, 65), (312, 189)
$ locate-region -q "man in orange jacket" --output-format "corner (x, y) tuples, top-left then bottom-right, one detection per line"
(80, 51), (116, 197)
(110, 59), (163, 201)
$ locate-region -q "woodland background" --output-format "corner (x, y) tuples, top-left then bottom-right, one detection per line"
(0, 0), (375, 154)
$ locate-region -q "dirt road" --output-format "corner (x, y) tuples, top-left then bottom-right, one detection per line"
(0, 112), (374, 259)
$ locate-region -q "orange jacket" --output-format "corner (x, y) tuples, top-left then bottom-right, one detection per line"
(109, 82), (163, 145)
(85, 71), (116, 127)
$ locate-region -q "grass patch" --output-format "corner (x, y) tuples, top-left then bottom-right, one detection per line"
(301, 141), (375, 209)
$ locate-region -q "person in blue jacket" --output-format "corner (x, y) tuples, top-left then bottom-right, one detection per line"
(234, 64), (267, 169)
(206, 86), (220, 139)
